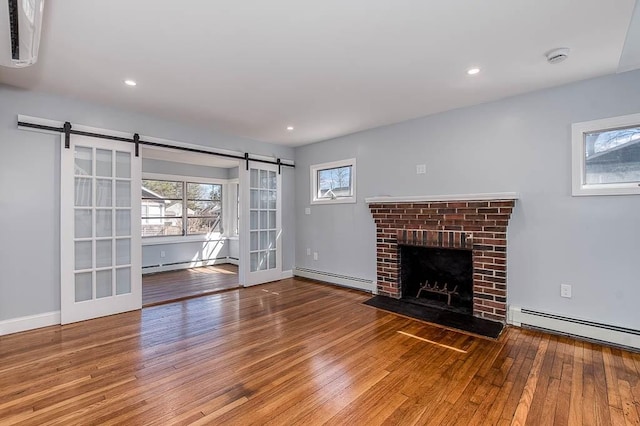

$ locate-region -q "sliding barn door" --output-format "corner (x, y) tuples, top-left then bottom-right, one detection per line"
(240, 163), (282, 286)
(60, 135), (141, 324)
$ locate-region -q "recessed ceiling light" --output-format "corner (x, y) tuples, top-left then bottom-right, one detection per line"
(467, 68), (480, 75)
(124, 79), (137, 86)
(286, 126), (294, 131)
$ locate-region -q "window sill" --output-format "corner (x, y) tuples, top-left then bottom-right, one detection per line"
(310, 196), (356, 205)
(142, 234), (225, 246)
(572, 183), (640, 196)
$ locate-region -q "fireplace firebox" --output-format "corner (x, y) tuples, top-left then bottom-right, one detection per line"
(399, 245), (473, 315)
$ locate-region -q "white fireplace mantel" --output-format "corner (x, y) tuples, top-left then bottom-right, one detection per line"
(364, 192), (519, 204)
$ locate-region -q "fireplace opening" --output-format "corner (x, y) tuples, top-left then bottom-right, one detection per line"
(399, 245), (473, 315)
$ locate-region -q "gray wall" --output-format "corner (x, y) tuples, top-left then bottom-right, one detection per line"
(0, 84), (294, 321)
(142, 158), (234, 180)
(294, 69), (640, 330)
(142, 240), (229, 269)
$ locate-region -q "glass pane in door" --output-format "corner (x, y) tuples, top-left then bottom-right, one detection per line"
(75, 272), (93, 302)
(72, 145), (133, 303)
(116, 267), (131, 294)
(96, 149), (112, 177)
(74, 210), (92, 238)
(96, 270), (113, 298)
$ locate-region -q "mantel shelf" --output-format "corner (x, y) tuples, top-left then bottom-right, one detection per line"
(364, 192), (519, 204)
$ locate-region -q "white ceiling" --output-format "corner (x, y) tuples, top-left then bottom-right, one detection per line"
(0, 0), (637, 146)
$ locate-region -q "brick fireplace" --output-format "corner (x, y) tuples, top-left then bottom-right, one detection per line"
(367, 195), (517, 322)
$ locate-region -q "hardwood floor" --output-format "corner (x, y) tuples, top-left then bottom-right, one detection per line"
(142, 264), (239, 306)
(1, 278), (639, 425)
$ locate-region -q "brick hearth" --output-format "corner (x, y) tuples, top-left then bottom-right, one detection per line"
(368, 198), (516, 322)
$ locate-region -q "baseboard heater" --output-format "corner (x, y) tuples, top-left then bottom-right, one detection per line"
(509, 306), (640, 351)
(293, 267), (375, 292)
(143, 257), (234, 274)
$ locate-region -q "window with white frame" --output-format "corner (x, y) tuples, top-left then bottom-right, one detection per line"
(310, 158), (356, 204)
(186, 182), (222, 235)
(142, 178), (222, 237)
(572, 112), (640, 196)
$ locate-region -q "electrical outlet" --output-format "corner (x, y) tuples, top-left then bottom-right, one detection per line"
(160, 251), (166, 258)
(560, 284), (572, 298)
(416, 164), (426, 174)
(306, 248), (311, 256)
(305, 207), (311, 215)
(313, 252), (318, 261)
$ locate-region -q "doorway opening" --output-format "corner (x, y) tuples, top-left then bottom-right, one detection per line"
(140, 147), (242, 306)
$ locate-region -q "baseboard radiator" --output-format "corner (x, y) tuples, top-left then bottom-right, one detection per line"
(509, 306), (640, 351)
(143, 257), (236, 274)
(293, 267), (375, 292)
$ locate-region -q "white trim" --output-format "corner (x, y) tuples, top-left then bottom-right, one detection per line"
(293, 267), (374, 292)
(142, 234), (225, 246)
(17, 114), (295, 166)
(508, 306), (640, 350)
(0, 311), (60, 336)
(572, 112), (640, 196)
(310, 196), (358, 205)
(365, 192), (519, 204)
(223, 181), (239, 238)
(310, 158), (357, 205)
(281, 270), (294, 279)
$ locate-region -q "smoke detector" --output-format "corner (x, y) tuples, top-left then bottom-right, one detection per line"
(546, 48), (570, 64)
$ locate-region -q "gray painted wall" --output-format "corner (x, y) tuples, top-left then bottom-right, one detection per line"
(294, 70), (640, 330)
(142, 158), (234, 180)
(228, 238), (240, 260)
(228, 167), (239, 179)
(142, 240), (229, 269)
(281, 167), (295, 271)
(0, 85), (294, 321)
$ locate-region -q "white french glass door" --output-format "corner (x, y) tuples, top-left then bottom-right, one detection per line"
(60, 135), (141, 324)
(240, 163), (282, 286)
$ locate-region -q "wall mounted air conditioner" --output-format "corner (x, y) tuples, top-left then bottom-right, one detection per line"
(1, 0), (45, 68)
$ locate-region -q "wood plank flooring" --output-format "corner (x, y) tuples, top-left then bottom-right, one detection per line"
(142, 264), (239, 306)
(2, 277), (640, 425)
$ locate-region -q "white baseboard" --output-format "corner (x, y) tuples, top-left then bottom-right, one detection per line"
(281, 269), (293, 279)
(293, 267), (374, 292)
(0, 311), (61, 336)
(142, 257), (234, 274)
(509, 306), (640, 350)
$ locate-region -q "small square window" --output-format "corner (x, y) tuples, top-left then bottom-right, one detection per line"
(310, 159), (356, 204)
(572, 113), (640, 196)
